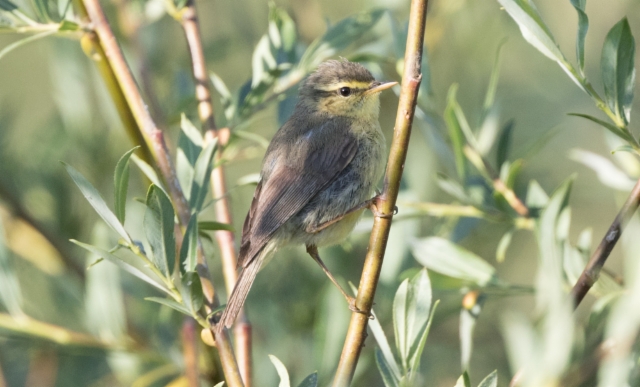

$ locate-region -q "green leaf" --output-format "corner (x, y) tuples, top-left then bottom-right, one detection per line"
(145, 297), (191, 315)
(568, 148), (635, 191)
(198, 221), (234, 232)
(496, 120), (514, 168)
(63, 162), (131, 244)
(113, 147), (138, 224)
(570, 0), (588, 74)
(0, 29), (56, 62)
(568, 113), (633, 143)
(189, 140), (217, 212)
(177, 115), (203, 201)
(375, 348), (400, 387)
(213, 382), (225, 387)
(393, 269), (432, 372)
(412, 237), (497, 286)
(144, 185), (176, 277)
(496, 230), (513, 263)
(482, 40), (506, 116)
(180, 215), (198, 274)
(601, 18), (636, 126)
(477, 370), (498, 387)
(0, 218), (24, 317)
(268, 354), (291, 387)
(130, 154), (164, 190)
(496, 0), (583, 90)
(369, 309), (402, 383)
(296, 372), (318, 387)
(525, 180), (548, 209)
(71, 240), (169, 294)
(444, 85), (471, 180)
(298, 9), (385, 71)
(407, 300), (439, 381)
(181, 271), (203, 315)
(0, 0), (17, 11)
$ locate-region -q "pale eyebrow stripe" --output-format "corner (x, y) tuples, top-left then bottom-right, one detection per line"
(315, 81), (371, 92)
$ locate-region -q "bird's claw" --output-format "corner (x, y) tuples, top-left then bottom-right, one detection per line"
(368, 195), (397, 219)
(348, 297), (374, 320)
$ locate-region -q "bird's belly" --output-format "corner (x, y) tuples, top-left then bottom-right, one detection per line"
(280, 127), (385, 247)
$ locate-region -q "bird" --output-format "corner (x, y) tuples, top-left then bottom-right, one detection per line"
(216, 59), (397, 333)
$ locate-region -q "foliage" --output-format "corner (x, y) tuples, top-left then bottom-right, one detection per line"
(1, 0), (640, 386)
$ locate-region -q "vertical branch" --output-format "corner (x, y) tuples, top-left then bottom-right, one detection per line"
(73, 0), (244, 384)
(179, 1), (252, 385)
(331, 0), (428, 386)
(570, 178), (640, 307)
(182, 318), (199, 387)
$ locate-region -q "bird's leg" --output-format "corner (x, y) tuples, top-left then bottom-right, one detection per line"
(305, 244), (370, 317)
(305, 194), (397, 234)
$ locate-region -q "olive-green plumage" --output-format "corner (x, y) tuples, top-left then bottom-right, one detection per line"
(218, 59), (396, 331)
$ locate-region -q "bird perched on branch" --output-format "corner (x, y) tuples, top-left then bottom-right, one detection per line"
(217, 59), (397, 332)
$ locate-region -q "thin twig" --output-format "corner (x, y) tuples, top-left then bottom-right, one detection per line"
(0, 181), (85, 279)
(331, 0), (428, 385)
(178, 0), (251, 384)
(570, 178), (640, 308)
(73, 0), (244, 383)
(182, 318), (199, 387)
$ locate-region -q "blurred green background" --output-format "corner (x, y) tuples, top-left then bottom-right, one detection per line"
(1, 0), (640, 386)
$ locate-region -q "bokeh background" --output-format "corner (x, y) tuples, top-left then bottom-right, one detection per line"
(1, 0), (640, 386)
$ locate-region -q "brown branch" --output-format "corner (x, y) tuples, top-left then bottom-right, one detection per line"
(73, 0), (244, 384)
(178, 0), (251, 385)
(182, 318), (199, 387)
(0, 181), (85, 279)
(331, 0), (428, 385)
(570, 178), (640, 308)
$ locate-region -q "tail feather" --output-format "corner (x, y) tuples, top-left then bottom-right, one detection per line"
(216, 249), (267, 333)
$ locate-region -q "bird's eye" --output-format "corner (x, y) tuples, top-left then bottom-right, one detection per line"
(339, 87), (351, 97)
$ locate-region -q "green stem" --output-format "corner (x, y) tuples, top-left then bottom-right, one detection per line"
(331, 0), (429, 385)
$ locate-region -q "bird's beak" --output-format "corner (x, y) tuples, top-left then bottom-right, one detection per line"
(364, 81), (398, 96)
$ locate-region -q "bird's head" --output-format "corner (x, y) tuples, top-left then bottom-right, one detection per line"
(298, 59), (397, 120)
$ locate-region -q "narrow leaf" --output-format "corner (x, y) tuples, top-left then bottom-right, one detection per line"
(569, 0), (589, 74)
(601, 18), (636, 125)
(63, 162), (131, 243)
(198, 221), (234, 232)
(496, 120), (514, 168)
(113, 147), (139, 224)
(144, 185), (176, 277)
(180, 215), (198, 274)
(375, 348), (400, 387)
(296, 372), (318, 387)
(412, 237), (497, 286)
(444, 85), (468, 180)
(477, 370), (498, 387)
(568, 113), (633, 144)
(496, 230), (513, 263)
(130, 154), (164, 189)
(71, 240), (169, 293)
(190, 140), (217, 211)
(181, 272), (204, 315)
(369, 309), (402, 382)
(269, 354), (291, 387)
(483, 40), (506, 115)
(145, 297), (191, 315)
(393, 269), (432, 372)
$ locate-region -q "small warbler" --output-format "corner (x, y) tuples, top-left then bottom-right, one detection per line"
(217, 59), (396, 332)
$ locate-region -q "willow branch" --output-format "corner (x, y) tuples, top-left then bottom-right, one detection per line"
(73, 0), (243, 384)
(182, 318), (199, 387)
(570, 178), (640, 308)
(331, 0), (428, 385)
(178, 0), (251, 384)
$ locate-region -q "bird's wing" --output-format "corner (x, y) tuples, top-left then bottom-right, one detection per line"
(237, 119), (358, 268)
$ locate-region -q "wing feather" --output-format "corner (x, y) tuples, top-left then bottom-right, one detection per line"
(237, 117), (357, 268)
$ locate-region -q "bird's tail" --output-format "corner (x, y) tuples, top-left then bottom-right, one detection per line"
(216, 244), (273, 334)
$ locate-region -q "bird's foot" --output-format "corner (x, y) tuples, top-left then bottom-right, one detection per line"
(368, 194), (397, 219)
(347, 296), (374, 320)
